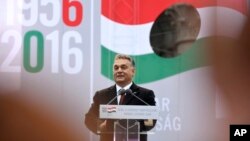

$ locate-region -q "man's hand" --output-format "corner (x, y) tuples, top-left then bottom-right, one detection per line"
(99, 120), (107, 132)
(144, 119), (153, 126)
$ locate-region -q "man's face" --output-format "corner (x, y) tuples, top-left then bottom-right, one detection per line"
(113, 59), (135, 87)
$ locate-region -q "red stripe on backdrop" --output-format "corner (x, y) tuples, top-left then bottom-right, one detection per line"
(102, 0), (247, 25)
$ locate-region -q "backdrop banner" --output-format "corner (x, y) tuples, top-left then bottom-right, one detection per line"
(0, 0), (247, 141)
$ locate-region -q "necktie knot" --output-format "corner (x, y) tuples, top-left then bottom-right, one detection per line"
(118, 88), (125, 95)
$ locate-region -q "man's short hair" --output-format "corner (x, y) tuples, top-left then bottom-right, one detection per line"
(114, 54), (135, 67)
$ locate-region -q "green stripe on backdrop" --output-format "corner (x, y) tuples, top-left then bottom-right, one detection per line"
(101, 38), (212, 84)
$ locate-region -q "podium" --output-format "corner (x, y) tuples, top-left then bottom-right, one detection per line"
(99, 105), (159, 141)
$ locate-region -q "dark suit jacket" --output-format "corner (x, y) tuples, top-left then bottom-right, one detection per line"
(85, 83), (156, 141)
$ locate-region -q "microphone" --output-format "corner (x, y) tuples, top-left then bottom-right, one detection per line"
(125, 89), (151, 106)
(106, 89), (126, 105)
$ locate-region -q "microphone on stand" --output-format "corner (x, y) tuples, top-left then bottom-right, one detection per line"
(106, 89), (126, 105)
(125, 89), (151, 106)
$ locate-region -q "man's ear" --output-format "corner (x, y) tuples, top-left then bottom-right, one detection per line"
(132, 68), (136, 75)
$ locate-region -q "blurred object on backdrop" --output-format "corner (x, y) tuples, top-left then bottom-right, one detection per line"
(150, 3), (201, 58)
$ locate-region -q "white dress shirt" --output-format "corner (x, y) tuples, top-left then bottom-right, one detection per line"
(116, 82), (133, 104)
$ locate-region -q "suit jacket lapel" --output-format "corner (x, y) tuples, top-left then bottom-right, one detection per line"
(107, 85), (118, 105)
(123, 83), (139, 105)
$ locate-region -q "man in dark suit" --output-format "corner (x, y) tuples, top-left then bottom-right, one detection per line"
(85, 54), (156, 141)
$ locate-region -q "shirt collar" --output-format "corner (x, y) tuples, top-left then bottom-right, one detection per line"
(116, 82), (133, 93)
